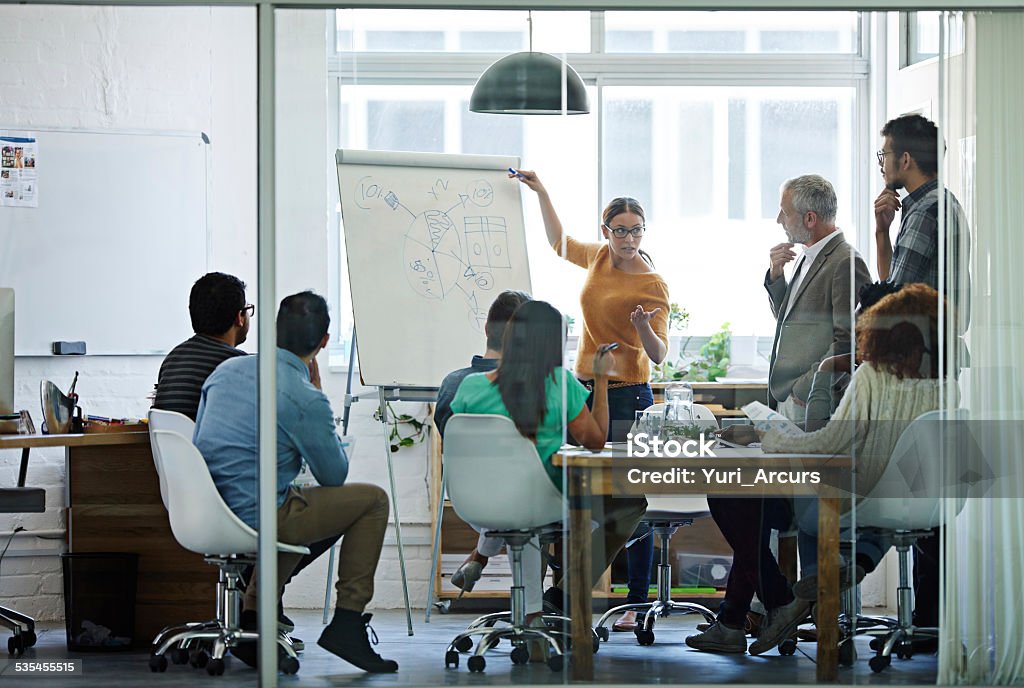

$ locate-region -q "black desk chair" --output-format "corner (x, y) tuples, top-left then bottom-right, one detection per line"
(1, 446), (43, 654)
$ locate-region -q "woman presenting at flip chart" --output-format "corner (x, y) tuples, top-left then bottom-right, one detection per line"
(512, 169), (669, 634)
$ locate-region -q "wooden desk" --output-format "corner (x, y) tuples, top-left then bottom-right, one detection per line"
(554, 446), (849, 683)
(0, 432), (215, 645)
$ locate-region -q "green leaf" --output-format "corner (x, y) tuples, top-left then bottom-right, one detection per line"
(399, 437), (415, 447)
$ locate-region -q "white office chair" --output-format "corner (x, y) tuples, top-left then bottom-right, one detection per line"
(147, 409), (196, 509)
(147, 430), (309, 676)
(594, 403), (718, 645)
(442, 414), (570, 673)
(839, 409), (978, 672)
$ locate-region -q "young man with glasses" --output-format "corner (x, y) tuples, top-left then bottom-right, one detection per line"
(874, 113), (970, 331)
(874, 112), (971, 655)
(153, 271), (251, 420)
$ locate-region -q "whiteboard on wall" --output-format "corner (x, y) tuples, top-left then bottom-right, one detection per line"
(336, 149), (531, 388)
(0, 128), (209, 355)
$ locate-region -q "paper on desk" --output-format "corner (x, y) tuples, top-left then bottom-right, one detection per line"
(741, 401), (800, 435)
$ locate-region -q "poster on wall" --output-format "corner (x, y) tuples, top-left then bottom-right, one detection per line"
(0, 131), (39, 208)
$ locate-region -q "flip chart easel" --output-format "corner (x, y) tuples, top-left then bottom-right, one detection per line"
(334, 148), (532, 635)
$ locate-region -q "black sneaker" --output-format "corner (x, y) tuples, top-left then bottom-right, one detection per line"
(277, 608), (303, 653)
(318, 609), (398, 673)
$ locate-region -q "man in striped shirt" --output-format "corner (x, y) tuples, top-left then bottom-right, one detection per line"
(153, 272), (250, 420)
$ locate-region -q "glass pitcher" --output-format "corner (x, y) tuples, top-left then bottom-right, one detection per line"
(663, 381), (694, 431)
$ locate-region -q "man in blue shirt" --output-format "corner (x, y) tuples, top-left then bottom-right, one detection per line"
(195, 291), (396, 673)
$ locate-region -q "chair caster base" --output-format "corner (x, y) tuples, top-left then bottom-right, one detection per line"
(149, 654), (168, 673)
(635, 628), (655, 646)
(206, 658), (225, 676)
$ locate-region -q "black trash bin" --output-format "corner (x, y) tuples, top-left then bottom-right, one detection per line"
(61, 552), (139, 651)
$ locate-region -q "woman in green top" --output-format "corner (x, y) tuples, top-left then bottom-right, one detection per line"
(447, 300), (614, 615)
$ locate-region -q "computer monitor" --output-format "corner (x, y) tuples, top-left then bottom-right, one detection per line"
(0, 288), (13, 415)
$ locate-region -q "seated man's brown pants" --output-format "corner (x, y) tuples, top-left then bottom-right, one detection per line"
(244, 483), (389, 613)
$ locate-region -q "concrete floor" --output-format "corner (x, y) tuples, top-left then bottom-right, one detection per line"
(1, 609), (937, 687)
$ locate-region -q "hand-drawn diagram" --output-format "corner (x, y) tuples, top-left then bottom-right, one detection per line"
(352, 173), (514, 332)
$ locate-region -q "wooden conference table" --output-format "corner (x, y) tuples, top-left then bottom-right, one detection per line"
(553, 445), (851, 683)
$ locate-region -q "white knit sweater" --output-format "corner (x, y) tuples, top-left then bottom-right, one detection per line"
(761, 362), (944, 497)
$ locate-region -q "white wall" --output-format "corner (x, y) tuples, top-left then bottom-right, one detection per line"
(0, 5), (432, 621)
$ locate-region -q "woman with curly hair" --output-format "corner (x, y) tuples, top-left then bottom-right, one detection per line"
(739, 283), (950, 654)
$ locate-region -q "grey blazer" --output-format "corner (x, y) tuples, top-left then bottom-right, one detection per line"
(765, 232), (870, 407)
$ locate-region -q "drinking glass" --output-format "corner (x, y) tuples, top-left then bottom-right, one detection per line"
(634, 409), (662, 439)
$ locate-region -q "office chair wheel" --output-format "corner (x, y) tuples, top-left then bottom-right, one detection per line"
(467, 655), (486, 673)
(635, 628), (655, 646)
(593, 634), (600, 654)
(454, 636), (473, 653)
(280, 655), (300, 675)
(8, 635), (25, 656)
(190, 648), (210, 668)
(171, 647), (190, 665)
(149, 654), (168, 673)
(869, 653), (891, 673)
(444, 650), (459, 668)
(779, 638), (797, 656)
(838, 639), (857, 666)
(22, 630), (36, 648)
(206, 658), (225, 676)
(595, 626), (609, 642)
(896, 643), (913, 660)
(547, 654), (564, 672)
(510, 645), (530, 665)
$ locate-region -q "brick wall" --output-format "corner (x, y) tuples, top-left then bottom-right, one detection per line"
(1, 7), (434, 617)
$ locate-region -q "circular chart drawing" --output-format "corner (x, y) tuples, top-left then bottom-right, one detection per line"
(402, 209), (463, 299)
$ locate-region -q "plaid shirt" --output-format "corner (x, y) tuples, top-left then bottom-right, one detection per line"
(889, 178), (971, 333)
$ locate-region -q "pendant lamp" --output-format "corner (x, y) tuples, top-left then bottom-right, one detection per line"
(469, 11), (589, 115)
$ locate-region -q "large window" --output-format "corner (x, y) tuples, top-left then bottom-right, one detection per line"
(602, 86), (856, 336)
(902, 11), (965, 67)
(329, 10), (869, 363)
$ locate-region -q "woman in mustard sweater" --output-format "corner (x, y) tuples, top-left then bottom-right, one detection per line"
(514, 169), (669, 632)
